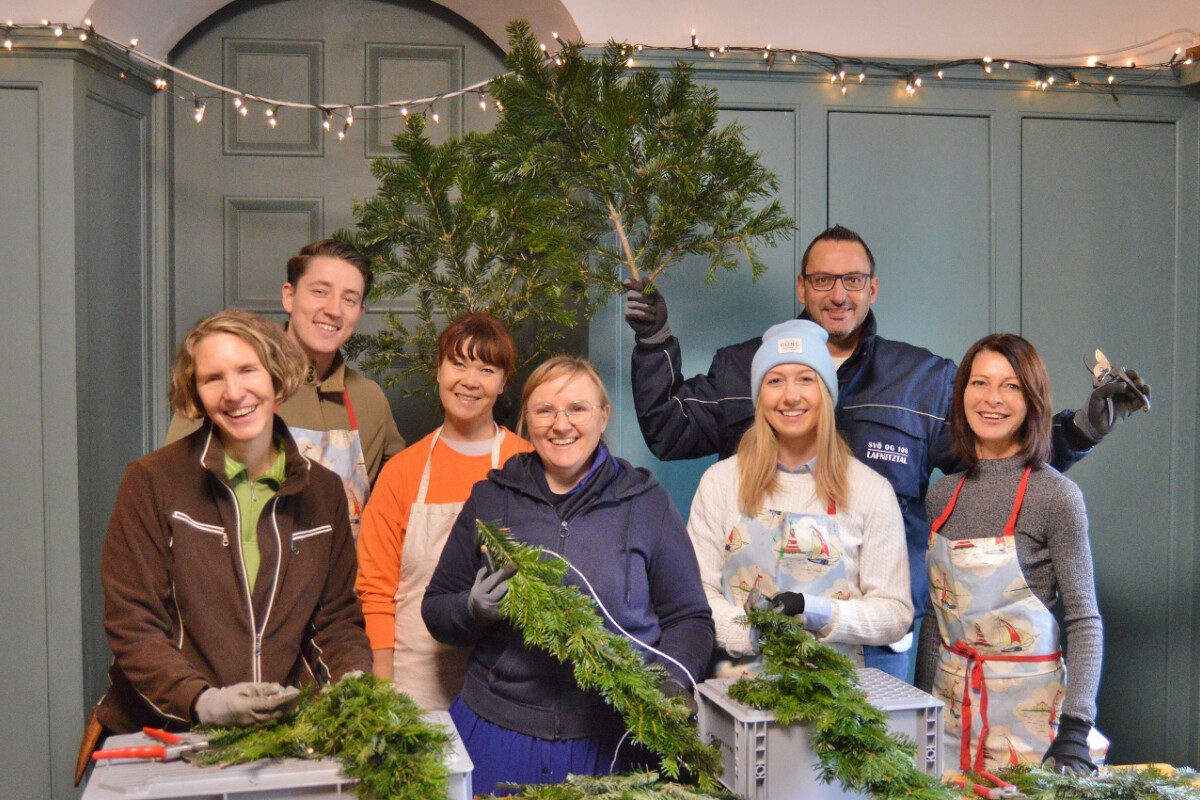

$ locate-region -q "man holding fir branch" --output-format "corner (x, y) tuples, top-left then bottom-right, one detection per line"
(169, 239), (405, 538)
(625, 223), (1149, 680)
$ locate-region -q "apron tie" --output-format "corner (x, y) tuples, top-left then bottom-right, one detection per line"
(946, 639), (1062, 773)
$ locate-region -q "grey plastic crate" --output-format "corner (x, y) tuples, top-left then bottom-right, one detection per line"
(81, 710), (472, 800)
(697, 667), (943, 800)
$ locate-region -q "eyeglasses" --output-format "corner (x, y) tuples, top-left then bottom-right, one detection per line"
(802, 272), (872, 292)
(527, 401), (601, 427)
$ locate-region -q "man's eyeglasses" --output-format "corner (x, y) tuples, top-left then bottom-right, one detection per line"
(802, 272), (872, 292)
(527, 401), (602, 427)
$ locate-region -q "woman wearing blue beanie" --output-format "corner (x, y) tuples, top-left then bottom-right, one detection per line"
(687, 319), (912, 674)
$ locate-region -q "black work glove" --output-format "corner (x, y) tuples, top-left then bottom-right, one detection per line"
(1041, 714), (1097, 775)
(622, 278), (671, 346)
(770, 591), (806, 617)
(659, 677), (698, 716)
(467, 563), (517, 625)
(1073, 368), (1151, 443)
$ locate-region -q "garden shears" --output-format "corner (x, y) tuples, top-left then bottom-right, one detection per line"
(1085, 348), (1151, 419)
(92, 727), (210, 763)
(949, 771), (1025, 800)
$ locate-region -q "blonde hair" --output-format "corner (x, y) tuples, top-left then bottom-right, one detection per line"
(169, 310), (308, 420)
(517, 355), (609, 438)
(736, 379), (853, 516)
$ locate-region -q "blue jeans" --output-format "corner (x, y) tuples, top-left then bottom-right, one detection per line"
(862, 644), (912, 681)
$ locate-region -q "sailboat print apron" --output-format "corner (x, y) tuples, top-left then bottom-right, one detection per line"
(720, 493), (858, 674)
(393, 426), (503, 710)
(927, 467), (1066, 773)
(288, 390), (371, 539)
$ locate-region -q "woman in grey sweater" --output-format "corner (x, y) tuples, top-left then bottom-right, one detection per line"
(915, 333), (1102, 776)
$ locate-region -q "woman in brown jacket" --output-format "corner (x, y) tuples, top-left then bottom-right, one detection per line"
(94, 309), (371, 735)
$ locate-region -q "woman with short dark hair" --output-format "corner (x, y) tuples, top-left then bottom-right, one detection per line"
(915, 333), (1103, 775)
(357, 313), (530, 709)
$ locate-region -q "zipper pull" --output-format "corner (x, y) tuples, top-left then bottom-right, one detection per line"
(559, 520), (569, 539)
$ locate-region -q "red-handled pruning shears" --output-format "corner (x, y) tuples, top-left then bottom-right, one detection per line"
(92, 727), (210, 762)
(949, 771), (1025, 800)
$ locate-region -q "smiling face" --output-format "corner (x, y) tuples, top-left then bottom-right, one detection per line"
(963, 348), (1028, 459)
(194, 332), (277, 465)
(798, 239), (878, 357)
(437, 345), (506, 441)
(757, 363), (824, 465)
(524, 372), (610, 493)
(281, 255), (366, 376)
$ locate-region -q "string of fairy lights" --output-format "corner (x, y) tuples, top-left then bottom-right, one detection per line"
(3, 19), (1197, 139)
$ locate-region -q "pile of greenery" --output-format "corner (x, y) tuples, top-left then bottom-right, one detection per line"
(192, 674), (451, 800)
(486, 771), (742, 799)
(728, 608), (953, 800)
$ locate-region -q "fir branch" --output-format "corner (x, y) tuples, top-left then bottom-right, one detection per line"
(728, 609), (954, 800)
(487, 771), (744, 799)
(997, 764), (1200, 800)
(476, 520), (724, 792)
(192, 675), (452, 800)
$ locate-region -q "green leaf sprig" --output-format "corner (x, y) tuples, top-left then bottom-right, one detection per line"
(192, 674), (452, 800)
(996, 763), (1200, 800)
(477, 519), (723, 792)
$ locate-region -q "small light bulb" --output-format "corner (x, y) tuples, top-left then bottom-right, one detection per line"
(858, 71), (866, 83)
(53, 25), (62, 37)
(84, 18), (92, 26)
(1002, 61), (1010, 69)
(915, 76), (922, 87)
(238, 104), (248, 117)
(479, 97), (487, 111)
(79, 32), (87, 41)
(1107, 74), (1114, 84)
(233, 97), (242, 108)
(841, 85), (847, 95)
(129, 37), (138, 47)
(193, 101), (205, 123)
(154, 77), (167, 90)
(708, 50), (716, 59)
(791, 54), (797, 63)
(401, 106), (408, 116)
(3, 38), (11, 50)
(626, 57), (633, 67)
(432, 110), (440, 124)
(718, 46), (725, 54)
(937, 69), (944, 79)
(1087, 56), (1099, 66)
(268, 116), (277, 128)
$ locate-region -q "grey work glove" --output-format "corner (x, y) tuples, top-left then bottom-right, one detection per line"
(769, 591), (805, 617)
(1041, 714), (1097, 775)
(659, 677), (699, 716)
(468, 563), (517, 625)
(622, 278), (672, 346)
(1073, 368), (1151, 443)
(194, 682), (300, 727)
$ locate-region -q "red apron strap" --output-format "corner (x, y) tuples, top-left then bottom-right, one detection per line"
(929, 471), (969, 543)
(342, 389), (359, 431)
(1002, 467), (1032, 538)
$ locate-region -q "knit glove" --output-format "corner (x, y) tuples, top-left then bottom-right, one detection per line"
(623, 278), (672, 347)
(770, 591), (806, 617)
(659, 677), (698, 716)
(468, 563), (517, 625)
(194, 682), (300, 727)
(1073, 368), (1151, 443)
(1042, 714), (1097, 775)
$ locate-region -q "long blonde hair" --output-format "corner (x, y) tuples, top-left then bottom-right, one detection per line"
(736, 379), (853, 516)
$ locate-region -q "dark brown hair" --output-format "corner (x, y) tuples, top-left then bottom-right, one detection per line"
(437, 313), (517, 388)
(800, 224), (876, 276)
(285, 239), (373, 295)
(949, 333), (1053, 468)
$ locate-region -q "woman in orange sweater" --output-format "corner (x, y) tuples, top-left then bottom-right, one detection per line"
(356, 313), (530, 709)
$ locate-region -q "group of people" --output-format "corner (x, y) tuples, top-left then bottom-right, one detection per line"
(82, 226), (1149, 792)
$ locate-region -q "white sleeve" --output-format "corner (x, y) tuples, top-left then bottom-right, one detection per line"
(816, 468), (914, 646)
(686, 462), (755, 656)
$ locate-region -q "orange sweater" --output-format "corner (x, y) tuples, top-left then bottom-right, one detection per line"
(356, 427), (530, 648)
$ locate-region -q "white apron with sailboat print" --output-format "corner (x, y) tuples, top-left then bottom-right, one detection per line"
(927, 467), (1066, 773)
(720, 494), (861, 674)
(393, 426), (502, 710)
(288, 390), (371, 540)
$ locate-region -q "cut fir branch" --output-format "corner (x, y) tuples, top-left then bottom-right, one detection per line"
(728, 609), (954, 800)
(476, 519), (724, 792)
(487, 771), (744, 799)
(342, 112), (604, 397)
(480, 19), (795, 289)
(995, 764), (1200, 800)
(191, 675), (452, 800)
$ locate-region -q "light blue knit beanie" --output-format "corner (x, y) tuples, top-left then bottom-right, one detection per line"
(750, 319), (837, 406)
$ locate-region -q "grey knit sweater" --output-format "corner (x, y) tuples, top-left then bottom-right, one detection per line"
(914, 456), (1101, 723)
